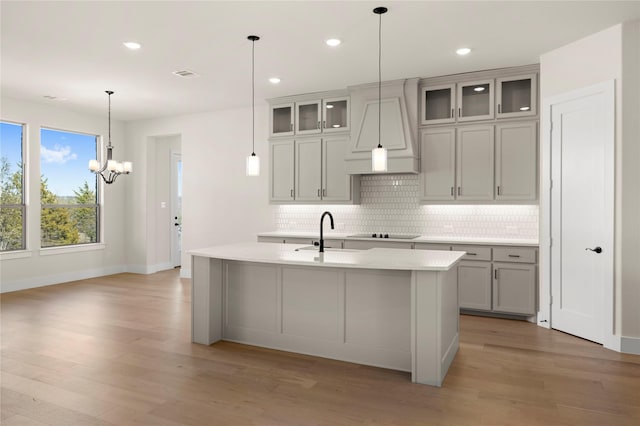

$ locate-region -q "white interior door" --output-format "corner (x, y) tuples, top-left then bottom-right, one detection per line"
(550, 81), (614, 344)
(171, 152), (182, 268)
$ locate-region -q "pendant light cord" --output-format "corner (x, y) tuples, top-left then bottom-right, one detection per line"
(377, 10), (382, 149)
(107, 91), (112, 149)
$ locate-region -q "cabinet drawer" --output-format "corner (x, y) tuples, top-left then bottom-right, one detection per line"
(493, 247), (536, 263)
(311, 239), (343, 249)
(452, 245), (492, 261)
(258, 236), (286, 243)
(344, 240), (413, 250)
(414, 243), (451, 251)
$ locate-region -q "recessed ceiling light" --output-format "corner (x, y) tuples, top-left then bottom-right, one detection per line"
(474, 86), (485, 92)
(456, 47), (471, 56)
(269, 77), (281, 84)
(123, 42), (141, 50)
(325, 38), (341, 47)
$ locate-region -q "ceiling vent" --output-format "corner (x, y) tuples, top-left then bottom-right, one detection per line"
(172, 69), (200, 78)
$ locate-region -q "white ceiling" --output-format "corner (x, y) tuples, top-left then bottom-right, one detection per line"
(1, 1), (639, 122)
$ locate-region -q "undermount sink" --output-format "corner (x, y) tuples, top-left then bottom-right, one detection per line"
(294, 246), (360, 253)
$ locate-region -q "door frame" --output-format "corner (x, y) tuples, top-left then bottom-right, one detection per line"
(539, 79), (616, 349)
(170, 150), (182, 268)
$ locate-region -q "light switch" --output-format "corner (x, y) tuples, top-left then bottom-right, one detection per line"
(160, 201), (167, 208)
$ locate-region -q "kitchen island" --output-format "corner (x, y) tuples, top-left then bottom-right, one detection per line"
(190, 242), (465, 386)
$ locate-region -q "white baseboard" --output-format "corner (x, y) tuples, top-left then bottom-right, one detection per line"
(126, 262), (174, 275)
(0, 265), (127, 294)
(180, 268), (191, 279)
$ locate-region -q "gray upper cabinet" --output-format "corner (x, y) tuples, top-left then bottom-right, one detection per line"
(295, 138), (323, 201)
(495, 122), (538, 201)
(270, 139), (295, 201)
(420, 127), (456, 201)
(322, 136), (352, 201)
(496, 74), (537, 119)
(272, 95), (349, 137)
(456, 125), (495, 201)
(270, 103), (294, 137)
(421, 84), (456, 125)
(457, 79), (495, 122)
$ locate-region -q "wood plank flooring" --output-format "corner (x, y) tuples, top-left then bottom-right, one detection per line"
(1, 270), (639, 425)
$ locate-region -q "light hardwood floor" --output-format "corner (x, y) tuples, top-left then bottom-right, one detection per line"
(1, 270), (639, 426)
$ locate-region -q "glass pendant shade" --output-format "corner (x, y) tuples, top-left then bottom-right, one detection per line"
(372, 145), (388, 172)
(246, 153), (260, 176)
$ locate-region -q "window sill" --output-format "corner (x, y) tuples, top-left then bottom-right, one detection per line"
(39, 243), (106, 256)
(0, 250), (33, 261)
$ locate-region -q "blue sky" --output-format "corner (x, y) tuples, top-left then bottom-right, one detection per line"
(1, 122), (98, 197)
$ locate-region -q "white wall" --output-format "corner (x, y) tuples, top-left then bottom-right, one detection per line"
(0, 97), (128, 292)
(124, 105), (276, 278)
(540, 21), (640, 341)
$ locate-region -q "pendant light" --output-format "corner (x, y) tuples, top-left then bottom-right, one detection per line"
(246, 35), (260, 176)
(88, 90), (132, 184)
(371, 6), (388, 172)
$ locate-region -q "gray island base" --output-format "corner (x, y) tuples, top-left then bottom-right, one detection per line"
(190, 242), (465, 387)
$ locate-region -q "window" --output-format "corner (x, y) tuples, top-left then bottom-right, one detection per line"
(0, 121), (26, 251)
(40, 128), (99, 248)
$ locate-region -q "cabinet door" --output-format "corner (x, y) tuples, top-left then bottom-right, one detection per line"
(457, 79), (494, 122)
(495, 122), (537, 201)
(296, 100), (322, 135)
(322, 97), (350, 133)
(421, 84), (456, 125)
(270, 140), (295, 201)
(295, 138), (322, 201)
(492, 263), (536, 315)
(420, 127), (456, 201)
(456, 125), (494, 200)
(496, 74), (537, 118)
(270, 103), (294, 137)
(458, 261), (492, 311)
(322, 136), (351, 201)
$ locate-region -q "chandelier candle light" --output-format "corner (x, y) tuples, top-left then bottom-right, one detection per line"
(246, 35), (260, 176)
(371, 6), (388, 172)
(88, 90), (132, 183)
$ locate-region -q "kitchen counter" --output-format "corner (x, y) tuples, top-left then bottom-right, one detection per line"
(190, 242), (463, 387)
(190, 242), (464, 271)
(256, 230), (539, 247)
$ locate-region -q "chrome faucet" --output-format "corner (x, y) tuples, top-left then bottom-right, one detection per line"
(319, 211), (334, 253)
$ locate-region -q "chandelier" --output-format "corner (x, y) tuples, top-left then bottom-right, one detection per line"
(88, 90), (132, 183)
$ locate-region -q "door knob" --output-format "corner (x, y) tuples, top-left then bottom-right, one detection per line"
(585, 246), (602, 253)
(174, 223), (180, 226)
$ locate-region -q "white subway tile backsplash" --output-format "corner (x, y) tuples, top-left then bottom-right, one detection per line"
(276, 174), (538, 239)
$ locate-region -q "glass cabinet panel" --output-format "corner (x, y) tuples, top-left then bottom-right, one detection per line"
(323, 97), (349, 132)
(270, 103), (294, 137)
(497, 74), (537, 118)
(296, 101), (321, 134)
(421, 84), (455, 125)
(457, 80), (494, 122)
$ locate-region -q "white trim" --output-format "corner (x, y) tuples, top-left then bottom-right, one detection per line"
(127, 261), (174, 275)
(180, 268), (191, 279)
(0, 250), (33, 260)
(39, 242), (105, 256)
(0, 264), (127, 293)
(541, 80), (616, 346)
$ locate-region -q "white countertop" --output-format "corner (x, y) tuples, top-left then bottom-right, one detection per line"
(257, 231), (538, 247)
(190, 242), (465, 271)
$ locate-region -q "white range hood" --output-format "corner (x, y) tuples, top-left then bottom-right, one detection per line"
(345, 78), (419, 174)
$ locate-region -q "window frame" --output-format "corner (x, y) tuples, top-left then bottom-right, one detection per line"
(0, 120), (27, 253)
(39, 126), (102, 250)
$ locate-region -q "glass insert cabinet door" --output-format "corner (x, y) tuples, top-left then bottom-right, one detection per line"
(457, 79), (495, 122)
(322, 97), (349, 132)
(296, 100), (322, 135)
(270, 103), (294, 137)
(421, 84), (456, 125)
(496, 74), (537, 118)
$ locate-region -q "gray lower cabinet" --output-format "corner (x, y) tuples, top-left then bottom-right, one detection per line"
(458, 261), (492, 310)
(343, 240), (414, 250)
(415, 242), (537, 316)
(493, 262), (536, 315)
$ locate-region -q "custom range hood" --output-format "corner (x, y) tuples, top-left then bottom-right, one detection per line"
(345, 78), (419, 174)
